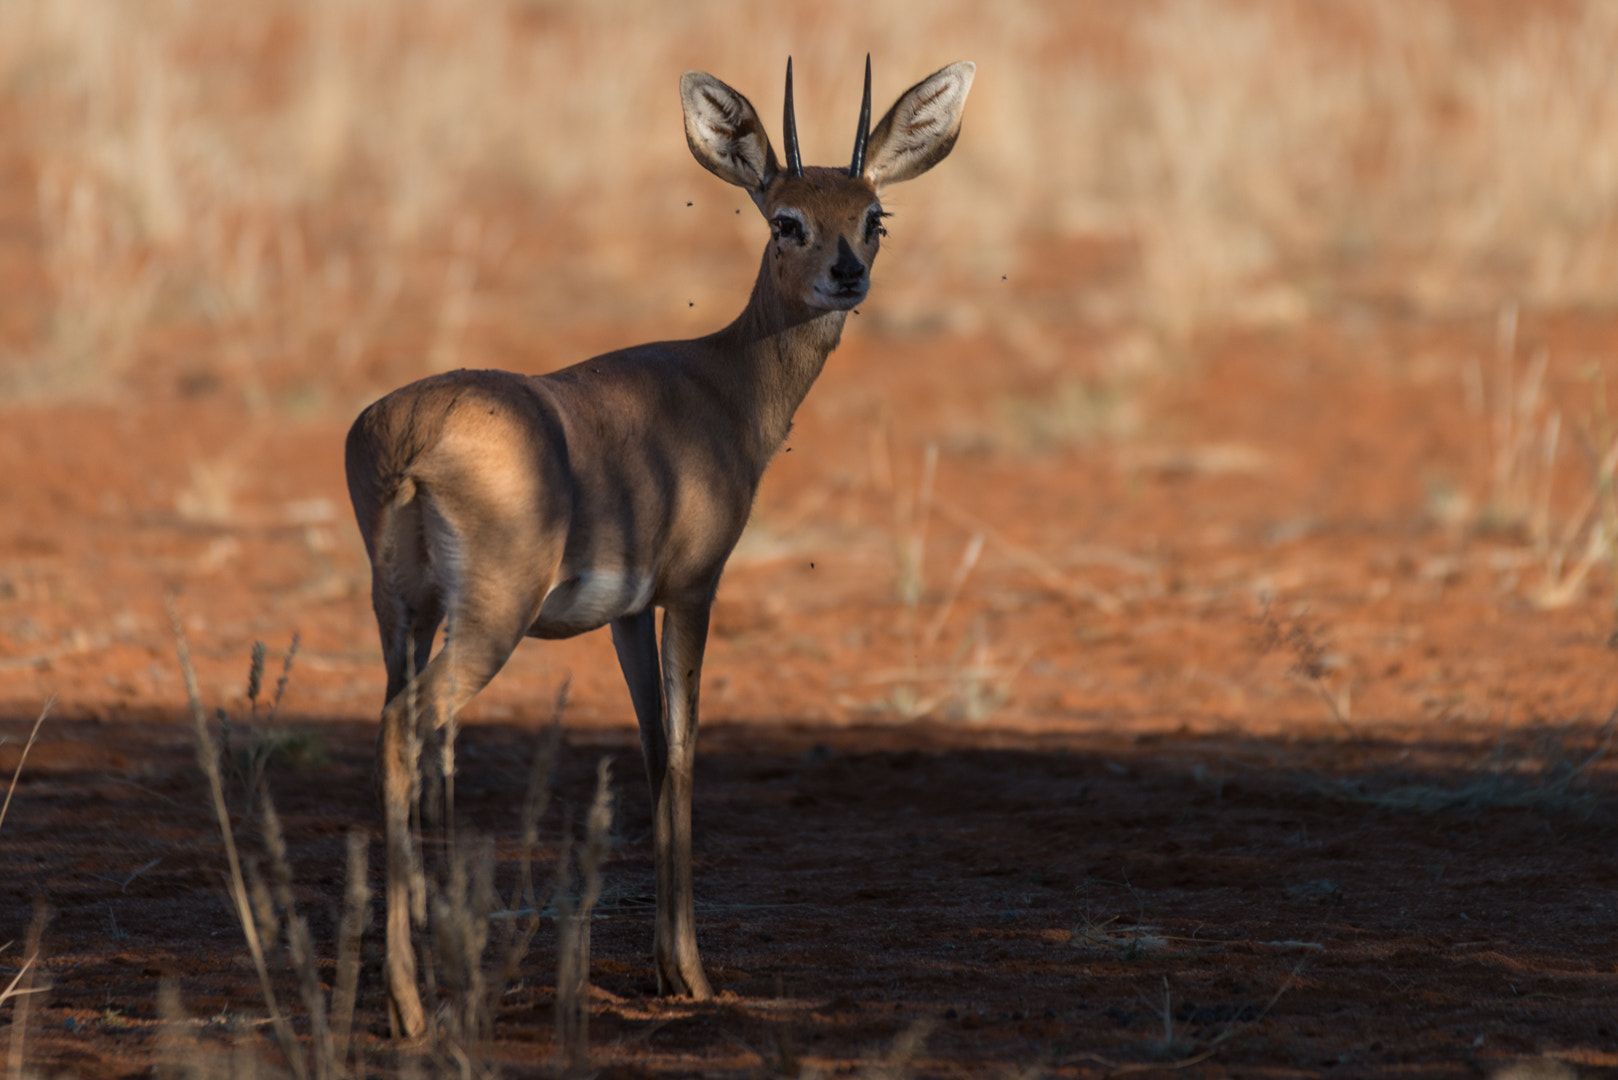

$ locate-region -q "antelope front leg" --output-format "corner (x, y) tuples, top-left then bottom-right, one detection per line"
(654, 602), (716, 997)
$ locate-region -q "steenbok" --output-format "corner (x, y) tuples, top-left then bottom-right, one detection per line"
(346, 56), (974, 1036)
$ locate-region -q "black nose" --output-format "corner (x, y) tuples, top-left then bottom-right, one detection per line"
(830, 236), (866, 284)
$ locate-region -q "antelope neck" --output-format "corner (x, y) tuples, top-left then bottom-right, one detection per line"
(702, 248), (850, 480)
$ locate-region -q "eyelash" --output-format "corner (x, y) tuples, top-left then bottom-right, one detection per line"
(865, 212), (889, 241)
(773, 216), (805, 243)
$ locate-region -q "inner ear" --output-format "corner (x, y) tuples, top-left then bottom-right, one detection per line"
(680, 71), (780, 200)
(864, 61), (975, 189)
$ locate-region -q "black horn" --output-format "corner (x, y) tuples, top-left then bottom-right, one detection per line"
(783, 57), (803, 179)
(848, 54), (872, 178)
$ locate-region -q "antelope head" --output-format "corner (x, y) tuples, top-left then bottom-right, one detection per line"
(680, 57), (975, 312)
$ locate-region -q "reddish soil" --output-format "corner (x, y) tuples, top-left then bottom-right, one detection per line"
(6, 304), (1618, 1077)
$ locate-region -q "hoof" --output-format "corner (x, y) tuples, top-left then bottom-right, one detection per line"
(657, 966), (714, 1000)
(388, 985), (428, 1041)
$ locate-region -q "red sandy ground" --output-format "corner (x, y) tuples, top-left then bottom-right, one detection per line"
(3, 155), (1618, 1080)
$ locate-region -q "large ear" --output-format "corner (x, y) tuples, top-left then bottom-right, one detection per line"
(863, 61), (975, 188)
(680, 71), (780, 204)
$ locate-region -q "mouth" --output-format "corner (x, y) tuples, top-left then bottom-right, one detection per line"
(812, 282), (869, 310)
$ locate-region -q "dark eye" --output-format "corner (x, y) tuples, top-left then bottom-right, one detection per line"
(865, 209), (889, 242)
(772, 215), (805, 244)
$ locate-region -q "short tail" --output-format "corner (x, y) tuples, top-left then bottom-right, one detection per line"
(345, 395), (431, 564)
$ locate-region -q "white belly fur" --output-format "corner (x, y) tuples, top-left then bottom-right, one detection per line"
(535, 568), (655, 632)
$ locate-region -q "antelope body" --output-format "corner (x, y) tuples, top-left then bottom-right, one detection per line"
(345, 57), (974, 1037)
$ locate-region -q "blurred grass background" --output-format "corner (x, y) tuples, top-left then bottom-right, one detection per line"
(1, 0), (1614, 410)
(1, 0), (1617, 737)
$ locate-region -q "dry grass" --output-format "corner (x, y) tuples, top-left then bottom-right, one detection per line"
(3, 904), (49, 1080)
(1316, 712), (1616, 817)
(1435, 301), (1618, 608)
(218, 638), (305, 822)
(1060, 963), (1303, 1076)
(1, 708), (52, 1080)
(842, 439), (1033, 723)
(854, 1021), (931, 1080)
(552, 758), (614, 1076)
(1252, 609), (1357, 739)
(166, 607), (611, 1077)
(0, 701), (50, 835)
(2, 2), (1618, 402)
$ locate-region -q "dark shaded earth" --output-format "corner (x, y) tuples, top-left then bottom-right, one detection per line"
(3, 711), (1613, 1077)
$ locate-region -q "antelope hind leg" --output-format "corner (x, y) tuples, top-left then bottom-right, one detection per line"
(378, 593), (534, 1037)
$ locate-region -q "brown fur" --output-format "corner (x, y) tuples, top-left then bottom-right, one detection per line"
(346, 60), (973, 1038)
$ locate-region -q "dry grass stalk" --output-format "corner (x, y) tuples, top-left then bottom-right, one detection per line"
(415, 685), (569, 1078)
(491, 682), (567, 995)
(1533, 406), (1618, 610)
(155, 979), (191, 1080)
(1319, 708), (1616, 816)
(0, 699), (51, 834)
(171, 615), (376, 1080)
(173, 607), (379, 1080)
(890, 440), (937, 611)
(159, 827), (373, 1080)
(265, 635), (300, 728)
(1532, 451), (1618, 609)
(1253, 608), (1358, 740)
(154, 979), (248, 1080)
(555, 758), (614, 1076)
(426, 837), (498, 1076)
(167, 610), (594, 1077)
(860, 443), (1035, 723)
(855, 1021), (932, 1080)
(257, 798), (340, 1080)
(933, 496), (1119, 614)
(1468, 304), (1563, 544)
(217, 645), (262, 798)
(1066, 962), (1304, 1075)
(0, 955), (42, 1012)
(884, 441), (942, 720)
(400, 640), (429, 942)
(1142, 977), (1195, 1059)
(224, 636), (304, 823)
(441, 638), (459, 856)
(922, 532), (984, 649)
(386, 626), (572, 1076)
(3, 902), (49, 1080)
(330, 831), (371, 1067)
(1069, 913), (1170, 958)
(169, 596), (308, 1080)
(1453, 303), (1618, 608)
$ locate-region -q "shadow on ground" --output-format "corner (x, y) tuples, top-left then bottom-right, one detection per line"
(2, 710), (1614, 1077)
